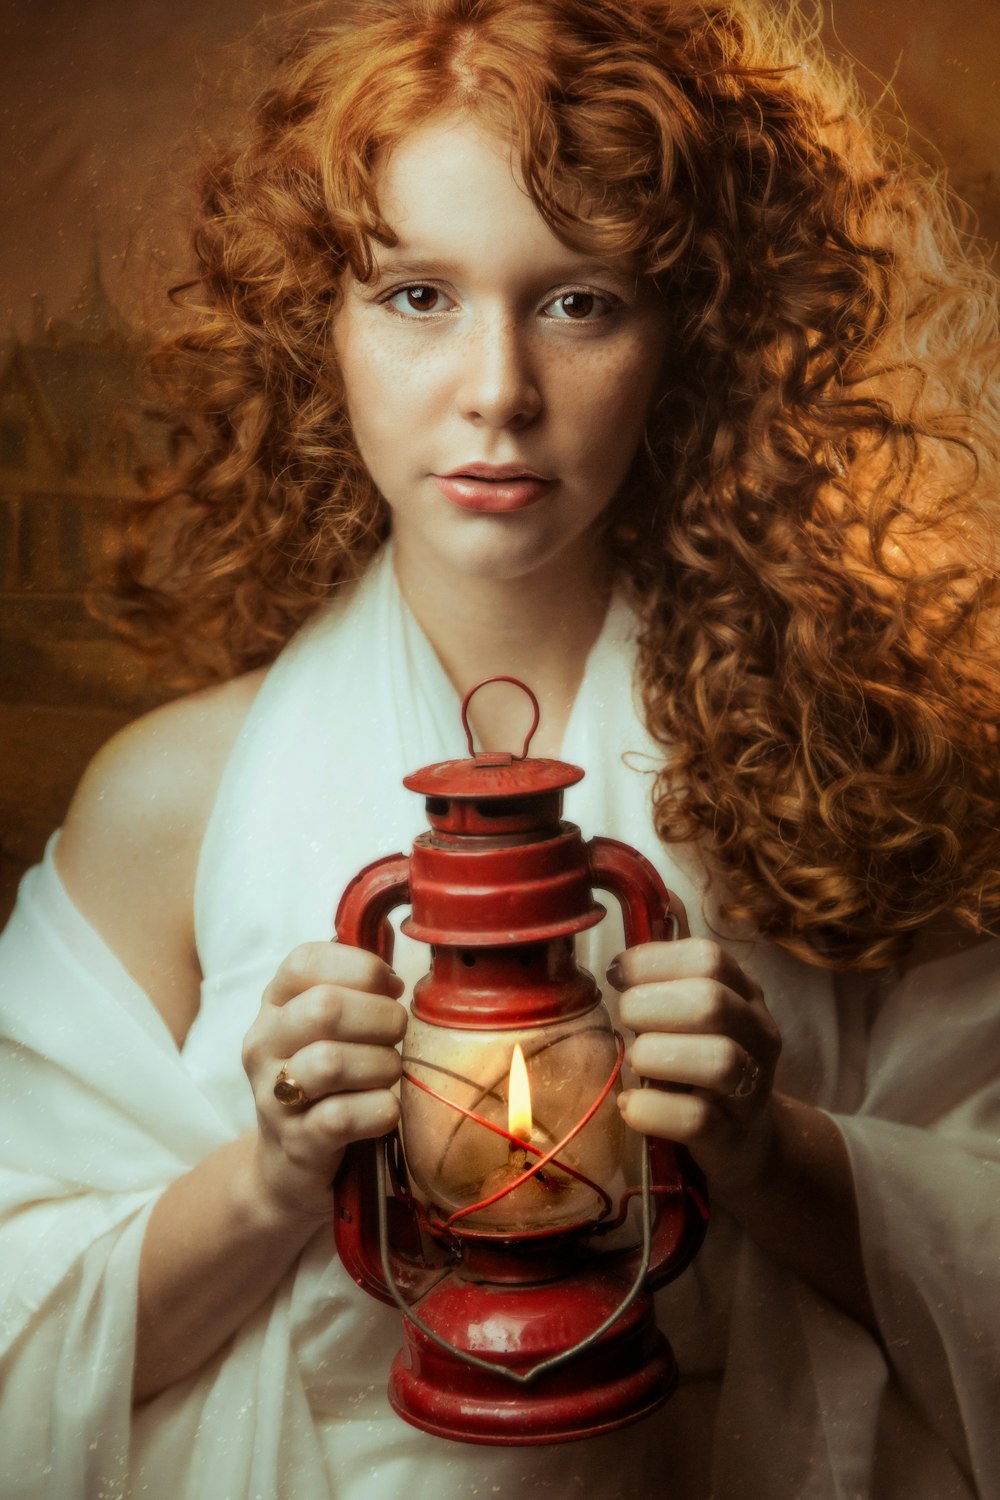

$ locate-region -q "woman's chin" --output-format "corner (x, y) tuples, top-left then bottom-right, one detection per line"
(396, 528), (603, 593)
(388, 503), (610, 592)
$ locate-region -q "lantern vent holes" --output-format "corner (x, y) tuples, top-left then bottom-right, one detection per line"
(457, 944), (547, 968)
(425, 797), (449, 816)
(475, 796), (538, 819)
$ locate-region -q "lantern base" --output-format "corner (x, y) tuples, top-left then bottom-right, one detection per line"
(388, 1267), (676, 1445)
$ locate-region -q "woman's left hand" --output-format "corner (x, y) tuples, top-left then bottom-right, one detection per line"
(607, 938), (783, 1196)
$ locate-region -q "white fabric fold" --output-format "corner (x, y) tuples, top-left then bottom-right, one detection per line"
(837, 940), (1000, 1494)
(0, 850), (232, 1500)
(0, 544), (997, 1498)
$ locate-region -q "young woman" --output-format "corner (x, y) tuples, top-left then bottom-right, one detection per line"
(2, 1), (998, 1495)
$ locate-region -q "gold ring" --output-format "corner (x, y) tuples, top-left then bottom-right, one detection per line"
(273, 1065), (310, 1108)
(731, 1054), (761, 1099)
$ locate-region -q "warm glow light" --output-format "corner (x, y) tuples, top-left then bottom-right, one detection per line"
(508, 1044), (533, 1142)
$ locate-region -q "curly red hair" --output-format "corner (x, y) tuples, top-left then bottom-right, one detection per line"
(106, 0), (1000, 969)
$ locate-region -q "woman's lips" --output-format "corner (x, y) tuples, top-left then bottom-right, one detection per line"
(432, 474), (555, 512)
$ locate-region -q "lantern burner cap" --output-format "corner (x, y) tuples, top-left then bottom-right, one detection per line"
(404, 675), (585, 803)
(403, 756), (584, 800)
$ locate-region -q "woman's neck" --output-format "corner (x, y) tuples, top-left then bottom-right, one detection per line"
(393, 534), (613, 758)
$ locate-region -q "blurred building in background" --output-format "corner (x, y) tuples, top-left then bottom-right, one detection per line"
(0, 242), (166, 914)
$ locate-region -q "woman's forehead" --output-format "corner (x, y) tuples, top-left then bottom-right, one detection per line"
(365, 113), (644, 287)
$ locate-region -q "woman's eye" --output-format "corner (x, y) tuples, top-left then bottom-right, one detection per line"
(385, 285), (452, 316)
(544, 291), (613, 321)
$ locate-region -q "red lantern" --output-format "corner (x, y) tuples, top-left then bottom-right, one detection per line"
(334, 679), (708, 1445)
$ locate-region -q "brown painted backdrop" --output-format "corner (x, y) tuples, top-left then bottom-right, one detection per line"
(1, 0), (998, 924)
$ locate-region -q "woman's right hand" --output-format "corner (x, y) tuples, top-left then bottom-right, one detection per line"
(241, 941), (408, 1225)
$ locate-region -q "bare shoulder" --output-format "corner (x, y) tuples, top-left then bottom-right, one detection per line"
(59, 670), (265, 855)
(56, 669), (267, 1044)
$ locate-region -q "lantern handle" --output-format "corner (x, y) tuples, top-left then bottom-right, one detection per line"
(334, 851), (411, 964)
(587, 835), (689, 945)
(333, 852), (414, 1306)
(460, 676), (540, 759)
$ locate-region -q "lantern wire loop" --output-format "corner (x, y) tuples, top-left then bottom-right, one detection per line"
(400, 1031), (625, 1226)
(460, 676), (540, 760)
(374, 1119), (656, 1388)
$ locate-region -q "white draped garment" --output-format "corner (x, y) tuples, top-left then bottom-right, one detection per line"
(1, 547), (998, 1498)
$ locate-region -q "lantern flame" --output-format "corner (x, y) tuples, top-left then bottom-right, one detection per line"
(508, 1044), (533, 1142)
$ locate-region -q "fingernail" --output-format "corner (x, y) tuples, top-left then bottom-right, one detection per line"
(606, 957), (625, 989)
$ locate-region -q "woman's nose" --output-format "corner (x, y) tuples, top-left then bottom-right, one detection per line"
(457, 316), (542, 429)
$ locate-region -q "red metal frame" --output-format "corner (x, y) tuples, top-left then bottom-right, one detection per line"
(330, 683), (707, 1443)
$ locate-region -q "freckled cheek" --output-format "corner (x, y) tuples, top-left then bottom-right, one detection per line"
(341, 339), (446, 432)
(336, 337), (436, 458)
(338, 336), (397, 409)
(561, 350), (663, 474)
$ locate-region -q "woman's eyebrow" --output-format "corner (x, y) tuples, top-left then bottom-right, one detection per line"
(370, 252), (639, 293)
(369, 254), (465, 279)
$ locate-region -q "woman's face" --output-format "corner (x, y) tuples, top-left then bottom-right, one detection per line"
(333, 113), (669, 593)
